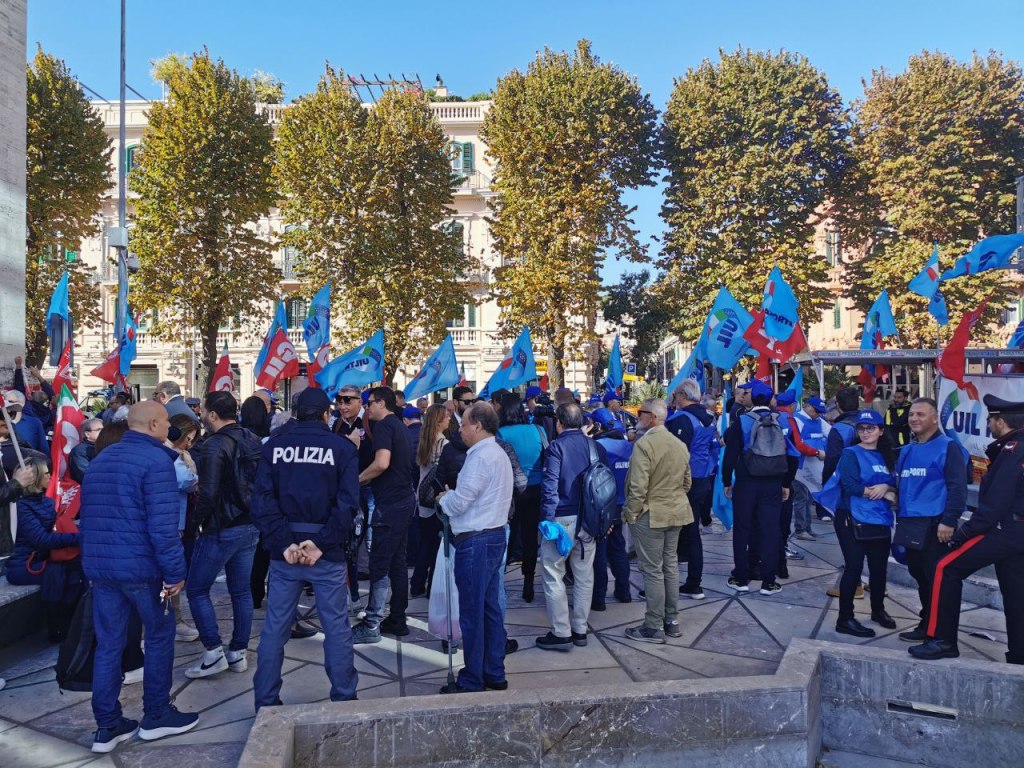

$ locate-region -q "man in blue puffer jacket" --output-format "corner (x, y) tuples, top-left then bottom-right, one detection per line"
(80, 401), (199, 753)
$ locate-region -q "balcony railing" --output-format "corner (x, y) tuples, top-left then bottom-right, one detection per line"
(257, 101), (489, 127)
(453, 170), (491, 193)
(449, 328), (483, 346)
(274, 252), (299, 279)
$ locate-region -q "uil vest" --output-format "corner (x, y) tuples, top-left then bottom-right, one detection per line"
(792, 411), (828, 470)
(895, 436), (967, 519)
(832, 420), (856, 448)
(596, 437), (633, 507)
(849, 446), (895, 526)
(666, 410), (717, 479)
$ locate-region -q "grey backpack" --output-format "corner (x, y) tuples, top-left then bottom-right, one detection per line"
(743, 412), (788, 477)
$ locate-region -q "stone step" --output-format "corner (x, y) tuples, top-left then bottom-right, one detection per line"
(819, 748), (929, 767)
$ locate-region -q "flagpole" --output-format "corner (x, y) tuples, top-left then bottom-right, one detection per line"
(0, 407), (26, 470)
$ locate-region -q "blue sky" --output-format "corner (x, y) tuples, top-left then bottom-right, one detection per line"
(28, 0), (1024, 282)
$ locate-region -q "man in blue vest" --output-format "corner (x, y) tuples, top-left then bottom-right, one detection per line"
(721, 380), (798, 595)
(894, 397), (968, 643)
(666, 378), (717, 598)
(591, 408), (634, 607)
(791, 396), (830, 540)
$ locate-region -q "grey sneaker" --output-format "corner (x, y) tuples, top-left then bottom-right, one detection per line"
(794, 531), (816, 541)
(663, 621), (682, 639)
(625, 625), (666, 644)
(352, 620), (382, 645)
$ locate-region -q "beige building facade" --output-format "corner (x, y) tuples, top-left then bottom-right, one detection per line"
(72, 98), (591, 400)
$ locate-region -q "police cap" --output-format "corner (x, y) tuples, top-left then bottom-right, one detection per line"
(295, 387), (331, 419)
(983, 395), (1024, 416)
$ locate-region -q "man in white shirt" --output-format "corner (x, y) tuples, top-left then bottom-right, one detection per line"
(436, 402), (513, 694)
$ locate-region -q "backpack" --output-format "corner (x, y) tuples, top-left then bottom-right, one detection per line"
(222, 428), (263, 516)
(578, 440), (619, 545)
(743, 412), (789, 477)
(55, 586), (95, 692)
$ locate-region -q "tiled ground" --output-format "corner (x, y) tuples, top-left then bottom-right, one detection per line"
(0, 523), (1010, 768)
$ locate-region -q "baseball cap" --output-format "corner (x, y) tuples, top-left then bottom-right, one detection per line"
(185, 397), (201, 407)
(775, 391), (796, 407)
(739, 380), (773, 401)
(807, 396), (827, 414)
(588, 393), (604, 405)
(524, 385), (543, 400)
(856, 409), (884, 426)
(259, 388), (280, 406)
(402, 405), (423, 420)
(602, 392), (623, 405)
(361, 389), (370, 406)
(590, 407), (624, 432)
(295, 388), (331, 419)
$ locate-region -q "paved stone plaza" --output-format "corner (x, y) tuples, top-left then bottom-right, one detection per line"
(0, 525), (1010, 768)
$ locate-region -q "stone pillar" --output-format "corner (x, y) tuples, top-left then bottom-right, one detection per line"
(0, 1), (26, 385)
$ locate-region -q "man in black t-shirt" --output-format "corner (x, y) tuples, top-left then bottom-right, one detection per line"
(352, 386), (416, 643)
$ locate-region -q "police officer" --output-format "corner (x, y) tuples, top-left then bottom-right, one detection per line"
(666, 378), (717, 598)
(251, 388), (360, 709)
(910, 395), (1024, 663)
(893, 397), (968, 643)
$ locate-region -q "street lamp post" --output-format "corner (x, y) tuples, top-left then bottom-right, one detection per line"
(114, 0), (127, 345)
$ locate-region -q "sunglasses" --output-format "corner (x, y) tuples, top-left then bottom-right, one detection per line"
(337, 396), (360, 404)
(459, 398), (478, 405)
(637, 410), (653, 416)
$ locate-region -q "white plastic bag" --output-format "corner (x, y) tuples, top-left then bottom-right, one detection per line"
(427, 544), (461, 641)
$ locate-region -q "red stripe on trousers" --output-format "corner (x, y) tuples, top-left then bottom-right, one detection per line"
(927, 534), (986, 638)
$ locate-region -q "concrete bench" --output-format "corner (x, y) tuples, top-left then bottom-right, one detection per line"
(0, 573), (41, 647)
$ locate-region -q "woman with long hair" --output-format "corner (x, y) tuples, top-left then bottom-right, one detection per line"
(168, 415), (200, 642)
(834, 410), (897, 638)
(240, 396), (270, 438)
(497, 392), (546, 602)
(410, 404), (452, 597)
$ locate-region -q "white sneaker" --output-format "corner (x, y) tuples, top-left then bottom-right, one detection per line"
(175, 623), (199, 642)
(122, 667), (144, 685)
(225, 649), (248, 673)
(0, 678), (6, 692)
(185, 647), (227, 679)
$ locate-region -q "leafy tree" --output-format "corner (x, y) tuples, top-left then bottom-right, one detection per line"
(602, 270), (670, 378)
(844, 51), (1024, 345)
(25, 48), (111, 366)
(152, 54), (284, 104)
(659, 49), (850, 343)
(481, 39), (659, 386)
(130, 50), (277, 389)
(275, 68), (470, 382)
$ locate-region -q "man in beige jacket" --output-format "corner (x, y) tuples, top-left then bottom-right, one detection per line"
(623, 399), (693, 644)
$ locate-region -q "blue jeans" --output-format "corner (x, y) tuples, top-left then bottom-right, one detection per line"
(254, 558), (358, 708)
(454, 528), (507, 691)
(497, 524), (510, 615)
(186, 524), (259, 651)
(593, 521), (631, 603)
(91, 579), (176, 729)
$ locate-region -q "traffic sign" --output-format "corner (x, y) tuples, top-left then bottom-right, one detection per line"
(625, 362), (637, 375)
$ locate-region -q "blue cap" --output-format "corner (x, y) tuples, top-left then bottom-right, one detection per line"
(295, 387), (331, 418)
(775, 391), (796, 407)
(402, 405), (423, 420)
(525, 385), (543, 400)
(588, 393), (603, 405)
(856, 409), (884, 426)
(360, 389), (370, 405)
(260, 388), (280, 405)
(602, 392), (623, 405)
(590, 407), (624, 431)
(740, 380), (773, 401)
(807, 396), (827, 414)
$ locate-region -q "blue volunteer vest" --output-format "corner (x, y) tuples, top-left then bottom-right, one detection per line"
(895, 436), (967, 519)
(849, 446), (895, 526)
(792, 411), (828, 470)
(667, 410), (717, 479)
(832, 420), (856, 447)
(596, 437), (633, 507)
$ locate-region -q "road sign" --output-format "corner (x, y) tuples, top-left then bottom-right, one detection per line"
(625, 362), (637, 375)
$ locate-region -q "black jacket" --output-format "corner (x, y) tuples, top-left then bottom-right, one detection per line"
(886, 403), (912, 447)
(954, 428), (1024, 545)
(251, 420), (359, 562)
(194, 423), (254, 533)
(68, 440), (95, 484)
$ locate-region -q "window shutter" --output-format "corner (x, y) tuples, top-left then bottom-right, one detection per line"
(462, 142), (474, 174)
(833, 299), (841, 329)
(450, 142), (462, 174)
(467, 303), (477, 327)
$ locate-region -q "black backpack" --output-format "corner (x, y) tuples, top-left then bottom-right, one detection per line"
(743, 411), (788, 477)
(56, 586), (95, 692)
(223, 428), (263, 516)
(578, 440), (619, 544)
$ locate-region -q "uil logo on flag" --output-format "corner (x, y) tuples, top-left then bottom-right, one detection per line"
(707, 309), (742, 349)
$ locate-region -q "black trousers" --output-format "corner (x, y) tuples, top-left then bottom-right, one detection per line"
(250, 535), (271, 608)
(834, 510), (889, 621)
(410, 513), (442, 595)
(929, 521), (1024, 663)
(678, 478), (710, 586)
(731, 477), (782, 583)
(369, 499), (415, 621)
(511, 484), (542, 581)
(903, 518), (946, 628)
(777, 492), (794, 574)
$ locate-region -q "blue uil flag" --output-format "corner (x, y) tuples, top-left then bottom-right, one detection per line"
(404, 335), (461, 400)
(760, 267), (800, 342)
(315, 329), (385, 398)
(940, 234), (1024, 281)
(699, 287), (753, 371)
(605, 334), (623, 397)
(301, 282), (331, 361)
(479, 326), (537, 398)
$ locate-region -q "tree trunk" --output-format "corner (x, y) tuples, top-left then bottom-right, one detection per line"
(201, 323), (218, 395)
(546, 327), (565, 389)
(26, 329), (48, 370)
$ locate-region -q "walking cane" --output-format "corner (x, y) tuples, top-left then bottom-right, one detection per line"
(439, 505), (457, 690)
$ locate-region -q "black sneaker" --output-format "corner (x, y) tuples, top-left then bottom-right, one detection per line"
(379, 615), (410, 637)
(908, 639), (959, 660)
(663, 620), (682, 638)
(625, 625), (665, 644)
(679, 584), (705, 600)
(535, 632), (573, 652)
(571, 631), (588, 647)
(484, 679), (509, 691)
(138, 707), (199, 741)
(590, 602), (607, 612)
(505, 638), (519, 655)
(759, 582), (782, 596)
(91, 717), (139, 753)
(727, 577), (750, 593)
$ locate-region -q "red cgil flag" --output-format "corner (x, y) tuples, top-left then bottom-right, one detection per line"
(937, 298), (989, 401)
(255, 328), (300, 390)
(306, 344), (330, 389)
(209, 351), (235, 393)
(743, 309), (807, 366)
(90, 346), (122, 384)
(46, 384), (85, 508)
(755, 352), (773, 385)
(52, 339), (76, 398)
